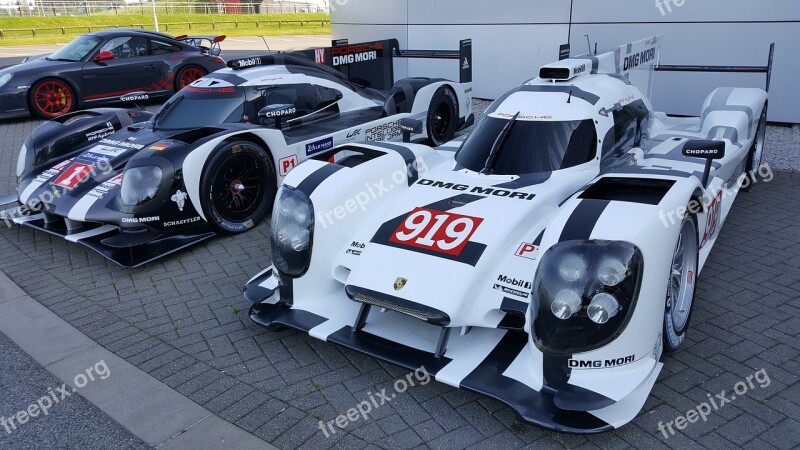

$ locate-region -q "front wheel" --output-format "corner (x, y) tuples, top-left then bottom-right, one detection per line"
(30, 78), (77, 119)
(426, 86), (458, 146)
(663, 212), (699, 353)
(200, 140), (275, 234)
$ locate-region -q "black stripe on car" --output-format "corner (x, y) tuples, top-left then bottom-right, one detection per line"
(368, 142), (420, 186)
(294, 164), (344, 197)
(558, 199), (610, 242)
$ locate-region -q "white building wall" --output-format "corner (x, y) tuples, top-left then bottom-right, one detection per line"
(332, 0), (800, 123)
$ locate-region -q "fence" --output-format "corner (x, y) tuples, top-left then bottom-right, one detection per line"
(0, 1), (328, 17)
(0, 18), (329, 37)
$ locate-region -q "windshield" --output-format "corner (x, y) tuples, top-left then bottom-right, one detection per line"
(49, 35), (102, 62)
(455, 117), (597, 175)
(154, 88), (246, 130)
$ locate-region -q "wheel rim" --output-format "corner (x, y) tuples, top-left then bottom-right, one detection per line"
(431, 102), (452, 142)
(668, 218), (698, 332)
(211, 149), (267, 222)
(33, 80), (73, 117)
(179, 67), (206, 89)
(752, 109), (767, 168)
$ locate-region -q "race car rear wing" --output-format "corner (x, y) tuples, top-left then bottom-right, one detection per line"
(655, 43), (775, 92)
(175, 34), (226, 57)
(226, 38), (472, 91)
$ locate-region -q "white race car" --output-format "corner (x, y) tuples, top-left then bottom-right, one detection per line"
(244, 36), (770, 432)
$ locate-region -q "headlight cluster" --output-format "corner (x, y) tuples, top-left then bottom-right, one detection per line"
(530, 240), (644, 353)
(270, 186), (314, 277)
(120, 166), (163, 206)
(0, 73), (12, 88)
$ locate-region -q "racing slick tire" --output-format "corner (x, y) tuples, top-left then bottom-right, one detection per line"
(427, 86), (458, 147)
(200, 140), (276, 235)
(175, 65), (208, 91)
(29, 78), (77, 119)
(663, 212), (699, 354)
(742, 102), (768, 193)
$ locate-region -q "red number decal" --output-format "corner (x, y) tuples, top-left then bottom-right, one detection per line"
(389, 208), (483, 256)
(53, 163), (93, 190)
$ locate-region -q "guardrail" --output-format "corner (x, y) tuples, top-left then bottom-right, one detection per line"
(0, 2), (328, 17)
(0, 19), (330, 38)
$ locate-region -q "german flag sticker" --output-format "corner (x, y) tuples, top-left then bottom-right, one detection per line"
(149, 142), (170, 151)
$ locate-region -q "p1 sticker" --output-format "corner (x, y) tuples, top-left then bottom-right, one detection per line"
(279, 154), (299, 176)
(515, 242), (538, 260)
(53, 163), (94, 190)
(389, 208), (483, 256)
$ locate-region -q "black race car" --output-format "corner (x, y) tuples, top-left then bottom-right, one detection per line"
(0, 29), (226, 120)
(1, 38), (473, 267)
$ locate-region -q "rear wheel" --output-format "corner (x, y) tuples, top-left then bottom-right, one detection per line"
(200, 140), (275, 234)
(176, 65), (207, 91)
(427, 86), (458, 146)
(30, 78), (76, 119)
(742, 103), (768, 192)
(663, 212), (699, 353)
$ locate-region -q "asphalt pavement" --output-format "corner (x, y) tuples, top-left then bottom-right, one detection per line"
(0, 331), (149, 449)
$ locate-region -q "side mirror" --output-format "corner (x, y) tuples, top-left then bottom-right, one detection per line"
(682, 140), (726, 187)
(399, 118), (423, 143)
(94, 51), (115, 62)
(258, 104), (297, 130)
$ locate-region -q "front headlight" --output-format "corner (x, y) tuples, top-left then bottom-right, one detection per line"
(270, 186), (314, 277)
(120, 166), (163, 206)
(530, 240), (643, 353)
(0, 73), (12, 88)
(16, 143), (28, 178)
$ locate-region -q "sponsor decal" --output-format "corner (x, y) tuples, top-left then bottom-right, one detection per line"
(122, 216), (160, 224)
(558, 43), (571, 61)
(345, 249), (362, 256)
(331, 42), (383, 66)
(464, 87), (472, 94)
(164, 216), (202, 227)
(496, 275), (531, 290)
(148, 142), (170, 151)
(306, 137), (334, 156)
(351, 241), (365, 248)
(623, 46), (657, 71)
(568, 355), (635, 369)
(366, 121), (402, 142)
(34, 159), (73, 183)
(120, 93), (149, 102)
(493, 284), (529, 299)
(279, 154), (299, 176)
(416, 179), (536, 201)
(86, 173), (123, 200)
(515, 242), (538, 260)
(573, 64), (586, 75)
(652, 333), (663, 361)
(184, 86), (237, 94)
(700, 190), (722, 248)
(344, 128), (362, 141)
(314, 48), (326, 64)
(497, 112), (552, 120)
(100, 139), (144, 150)
(52, 163), (93, 190)
(85, 122), (115, 142)
(390, 208), (483, 257)
(462, 57), (470, 70)
(393, 277), (407, 291)
(684, 149), (721, 157)
(171, 189), (188, 212)
(78, 145), (128, 163)
(233, 57), (261, 68)
(263, 106), (296, 118)
(347, 241), (365, 255)
(259, 76), (284, 83)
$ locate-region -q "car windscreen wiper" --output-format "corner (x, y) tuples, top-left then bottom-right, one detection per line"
(481, 111), (520, 175)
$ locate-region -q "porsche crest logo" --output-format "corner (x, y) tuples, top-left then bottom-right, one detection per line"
(393, 277), (407, 291)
